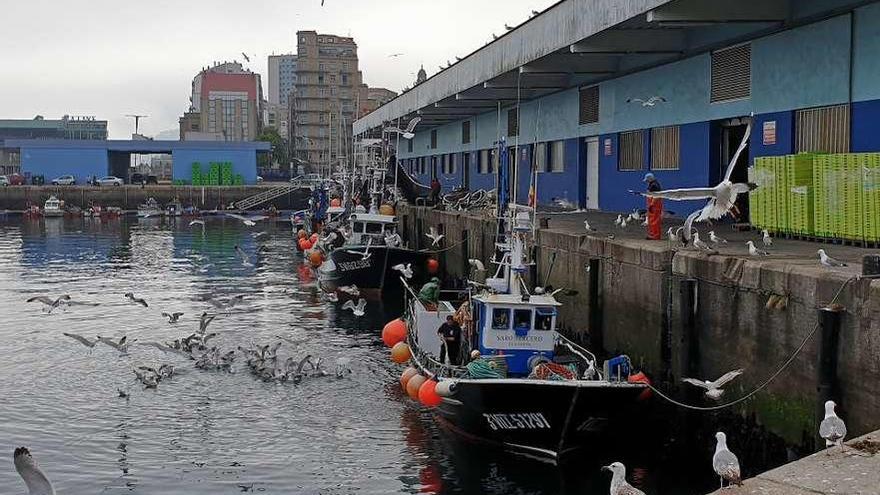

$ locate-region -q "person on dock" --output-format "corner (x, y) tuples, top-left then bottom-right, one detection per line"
(644, 173), (663, 240)
(437, 315), (462, 365)
(418, 277), (441, 310)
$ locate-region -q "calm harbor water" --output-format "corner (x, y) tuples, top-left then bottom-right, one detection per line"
(0, 215), (785, 494)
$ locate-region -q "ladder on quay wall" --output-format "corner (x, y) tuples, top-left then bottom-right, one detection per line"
(234, 185), (297, 210)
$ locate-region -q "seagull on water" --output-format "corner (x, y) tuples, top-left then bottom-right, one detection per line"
(627, 96), (667, 107)
(62, 332), (98, 349)
(209, 294), (244, 311)
(709, 231), (727, 244)
(712, 432), (743, 489)
(13, 447), (55, 495)
(234, 245), (253, 266)
(426, 226), (444, 247)
(762, 229), (773, 247)
(818, 249), (848, 268)
(225, 213), (267, 227)
(644, 119), (754, 225)
(819, 400), (847, 447)
(26, 295), (70, 313)
(124, 292), (148, 307)
(683, 369), (743, 400)
(601, 462), (645, 495)
(747, 241), (769, 257)
(162, 312), (184, 324)
(135, 341), (193, 358)
(199, 312), (216, 334)
(392, 263), (413, 279)
(342, 298), (367, 316)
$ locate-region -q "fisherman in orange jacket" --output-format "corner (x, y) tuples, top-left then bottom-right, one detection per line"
(644, 173), (663, 240)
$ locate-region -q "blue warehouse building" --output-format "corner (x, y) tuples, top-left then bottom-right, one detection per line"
(2, 139), (270, 185)
(354, 0), (880, 215)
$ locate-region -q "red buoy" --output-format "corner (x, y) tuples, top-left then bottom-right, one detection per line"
(418, 379), (442, 407)
(426, 259), (439, 274)
(382, 319), (408, 347)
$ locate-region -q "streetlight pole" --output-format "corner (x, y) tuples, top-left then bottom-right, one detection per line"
(393, 116), (401, 202)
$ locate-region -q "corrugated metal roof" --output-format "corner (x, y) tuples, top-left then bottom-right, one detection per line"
(3, 139), (271, 152)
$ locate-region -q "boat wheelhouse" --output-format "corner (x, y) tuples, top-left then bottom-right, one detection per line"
(43, 196), (65, 217)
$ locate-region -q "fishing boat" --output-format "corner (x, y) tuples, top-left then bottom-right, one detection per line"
(165, 198), (184, 217)
(397, 143), (650, 463)
(137, 197), (162, 218)
(42, 195), (65, 217)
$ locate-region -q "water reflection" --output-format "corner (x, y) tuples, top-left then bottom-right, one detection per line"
(0, 215), (792, 494)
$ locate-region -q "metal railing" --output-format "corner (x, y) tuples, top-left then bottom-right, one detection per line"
(234, 185), (297, 210)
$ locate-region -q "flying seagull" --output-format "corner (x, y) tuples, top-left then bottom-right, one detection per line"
(124, 292), (148, 307)
(601, 462), (645, 495)
(342, 298), (367, 317)
(26, 295), (70, 313)
(386, 116), (421, 140)
(709, 231), (728, 244)
(162, 312), (184, 324)
(199, 312), (216, 334)
(819, 400), (847, 447)
(62, 332), (98, 349)
(241, 52), (250, 63)
(225, 213), (267, 227)
(234, 245), (253, 266)
(338, 285), (360, 297)
(14, 447), (55, 495)
(98, 335), (135, 353)
(747, 240), (769, 256)
(712, 432), (742, 489)
(626, 96), (667, 107)
(388, 53), (404, 58)
(644, 119), (754, 224)
(345, 237), (373, 260)
(818, 249), (847, 268)
(426, 226), (444, 246)
(468, 259), (485, 272)
(682, 369), (743, 400)
(392, 263), (413, 279)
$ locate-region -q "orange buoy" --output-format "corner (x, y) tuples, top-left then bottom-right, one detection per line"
(297, 229), (307, 239)
(391, 342), (412, 364)
(400, 367), (419, 390)
(330, 198), (342, 207)
(309, 250), (323, 267)
(426, 259), (440, 274)
(299, 239), (313, 251)
(406, 374), (426, 400)
(418, 379), (442, 407)
(628, 371), (653, 401)
(382, 319), (408, 347)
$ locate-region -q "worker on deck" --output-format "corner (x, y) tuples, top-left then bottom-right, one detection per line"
(430, 177), (441, 205)
(644, 172), (663, 240)
(437, 315), (462, 365)
(418, 277), (441, 310)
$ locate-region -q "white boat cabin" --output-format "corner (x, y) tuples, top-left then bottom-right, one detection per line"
(347, 212), (397, 246)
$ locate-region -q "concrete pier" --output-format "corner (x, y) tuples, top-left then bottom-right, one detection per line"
(397, 206), (880, 452)
(0, 184), (309, 211)
(709, 430), (880, 494)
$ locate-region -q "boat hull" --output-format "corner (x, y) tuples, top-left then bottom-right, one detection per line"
(319, 246), (434, 297)
(432, 378), (647, 462)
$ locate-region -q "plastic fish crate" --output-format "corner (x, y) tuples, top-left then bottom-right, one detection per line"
(813, 155), (832, 238)
(841, 154), (864, 241)
(864, 154), (880, 242)
(786, 154), (815, 235)
(775, 157), (791, 233)
(748, 165), (763, 229)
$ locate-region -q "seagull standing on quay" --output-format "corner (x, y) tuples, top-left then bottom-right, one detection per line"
(644, 120), (754, 224)
(818, 249), (848, 268)
(819, 400), (847, 447)
(13, 447), (55, 495)
(682, 369), (743, 400)
(712, 432), (743, 490)
(762, 229), (773, 247)
(709, 231), (727, 244)
(692, 232), (716, 254)
(124, 293), (148, 307)
(584, 219), (597, 233)
(601, 462), (645, 495)
(746, 241), (769, 257)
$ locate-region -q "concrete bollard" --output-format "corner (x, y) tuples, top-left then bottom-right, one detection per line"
(862, 254), (880, 276)
(816, 307), (842, 441)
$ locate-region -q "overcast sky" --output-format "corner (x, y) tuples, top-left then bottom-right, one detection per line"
(1, 0), (556, 139)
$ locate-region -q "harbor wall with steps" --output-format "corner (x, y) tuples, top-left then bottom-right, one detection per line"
(398, 205), (880, 451)
(0, 185), (308, 211)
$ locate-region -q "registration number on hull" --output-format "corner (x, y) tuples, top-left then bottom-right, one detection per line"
(483, 413), (551, 431)
(338, 259), (372, 272)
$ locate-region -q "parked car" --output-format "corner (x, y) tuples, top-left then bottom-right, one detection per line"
(51, 175), (76, 186)
(7, 173), (26, 185)
(0, 176), (9, 186)
(95, 176), (124, 186)
(130, 173), (159, 185)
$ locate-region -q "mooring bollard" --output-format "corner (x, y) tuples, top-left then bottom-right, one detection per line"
(863, 254), (880, 276)
(539, 217), (549, 229)
(680, 279), (699, 377)
(816, 306), (842, 439)
(588, 258), (603, 353)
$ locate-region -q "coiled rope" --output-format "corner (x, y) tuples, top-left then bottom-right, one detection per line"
(645, 275), (856, 412)
(466, 359), (506, 379)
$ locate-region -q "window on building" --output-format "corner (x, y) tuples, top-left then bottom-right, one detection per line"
(535, 142), (547, 172)
(479, 149), (490, 174)
(342, 74), (349, 85)
(462, 121), (471, 144)
(507, 108), (519, 136)
(420, 157), (427, 175)
(711, 43), (751, 103)
(441, 154), (448, 174)
(407, 138), (413, 153)
(449, 154), (457, 175)
(651, 126), (680, 170)
(579, 86), (600, 125)
(795, 104), (850, 153)
(619, 130), (645, 171)
(430, 129), (437, 149)
(549, 141), (565, 173)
